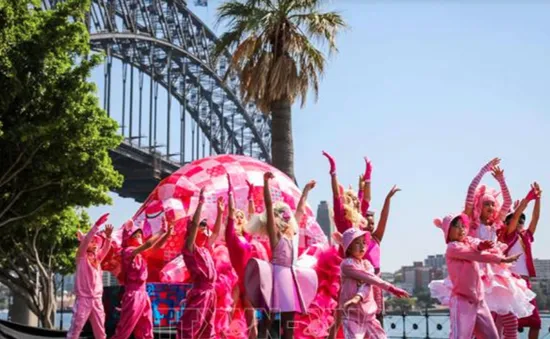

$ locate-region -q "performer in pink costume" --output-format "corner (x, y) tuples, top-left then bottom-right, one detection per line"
(434, 213), (519, 339)
(111, 218), (173, 339)
(356, 156), (399, 326)
(323, 152), (400, 338)
(244, 172), (318, 339)
(177, 187), (218, 339)
(335, 227), (409, 339)
(67, 213), (111, 339)
(430, 158), (535, 339)
(501, 183), (542, 339)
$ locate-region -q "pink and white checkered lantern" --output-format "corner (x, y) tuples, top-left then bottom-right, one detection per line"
(105, 154), (328, 283)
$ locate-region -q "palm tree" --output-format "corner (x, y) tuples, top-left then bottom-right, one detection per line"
(215, 0), (346, 180)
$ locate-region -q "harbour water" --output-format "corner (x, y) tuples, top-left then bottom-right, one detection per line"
(1, 310), (549, 337)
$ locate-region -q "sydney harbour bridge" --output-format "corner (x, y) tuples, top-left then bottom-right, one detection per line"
(42, 0), (272, 202)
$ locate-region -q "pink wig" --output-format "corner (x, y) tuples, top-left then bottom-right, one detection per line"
(471, 185), (502, 230)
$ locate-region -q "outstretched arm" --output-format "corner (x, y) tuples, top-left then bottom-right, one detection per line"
(464, 158), (499, 218)
(264, 172), (278, 250)
(184, 188), (205, 253)
(98, 224), (113, 262)
(295, 180), (316, 225)
(209, 197), (225, 246)
(77, 213), (109, 258)
(323, 151), (352, 232)
(446, 242), (517, 264)
(153, 217), (174, 249)
(529, 182), (541, 235)
(492, 166), (512, 221)
(131, 227), (170, 257)
(359, 157), (372, 216)
(372, 185), (400, 242)
(246, 180), (255, 218)
(323, 151), (340, 199)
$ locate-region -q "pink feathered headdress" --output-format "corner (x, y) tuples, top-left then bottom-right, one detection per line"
(434, 213), (469, 243)
(471, 185), (502, 230)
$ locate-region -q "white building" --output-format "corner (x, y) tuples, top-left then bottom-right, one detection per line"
(534, 259), (550, 279)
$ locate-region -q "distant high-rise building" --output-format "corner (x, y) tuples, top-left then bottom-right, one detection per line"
(534, 259), (550, 280)
(316, 201), (332, 239)
(424, 254), (446, 270)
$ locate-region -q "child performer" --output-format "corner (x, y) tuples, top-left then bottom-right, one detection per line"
(435, 213), (520, 339)
(323, 151), (400, 335)
(67, 213), (111, 339)
(245, 172), (317, 339)
(501, 183), (542, 339)
(464, 158), (535, 339)
(111, 218), (173, 339)
(336, 227), (409, 339)
(357, 156), (399, 326)
(177, 188), (218, 339)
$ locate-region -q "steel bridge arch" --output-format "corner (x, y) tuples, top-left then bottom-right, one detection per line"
(43, 0), (272, 163)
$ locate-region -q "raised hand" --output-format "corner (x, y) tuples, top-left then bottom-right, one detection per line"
(104, 224), (114, 238)
(387, 185), (401, 199)
(304, 180), (316, 192)
(199, 187), (205, 203)
(502, 253), (521, 264)
(364, 157), (373, 181)
(217, 196), (225, 212)
(478, 240), (494, 251)
(534, 182), (542, 199)
(226, 173), (233, 191)
(322, 151), (336, 175)
(491, 165), (504, 180)
(95, 213), (109, 226)
(525, 184), (538, 202)
(264, 172), (274, 181)
(246, 180), (254, 199)
(485, 157), (501, 170)
(167, 224), (174, 236)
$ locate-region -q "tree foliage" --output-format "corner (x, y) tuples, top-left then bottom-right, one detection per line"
(0, 0), (123, 229)
(0, 207), (90, 328)
(215, 0), (346, 179)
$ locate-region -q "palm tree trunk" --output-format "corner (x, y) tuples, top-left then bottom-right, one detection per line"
(270, 99), (294, 180)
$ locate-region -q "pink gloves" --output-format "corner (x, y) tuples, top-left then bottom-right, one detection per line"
(478, 240), (495, 251)
(246, 180), (253, 200)
(363, 157), (373, 182)
(322, 151), (336, 175)
(388, 286), (410, 298)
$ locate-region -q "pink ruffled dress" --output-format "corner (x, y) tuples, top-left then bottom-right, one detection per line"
(430, 223), (535, 318)
(245, 236), (318, 313)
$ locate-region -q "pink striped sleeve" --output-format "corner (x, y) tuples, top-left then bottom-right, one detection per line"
(496, 176), (512, 217)
(465, 164), (492, 209)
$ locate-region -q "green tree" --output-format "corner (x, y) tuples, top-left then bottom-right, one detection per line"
(215, 0), (346, 179)
(0, 208), (90, 328)
(0, 0), (122, 229)
(413, 287), (434, 309)
(0, 0), (122, 328)
(386, 296), (416, 313)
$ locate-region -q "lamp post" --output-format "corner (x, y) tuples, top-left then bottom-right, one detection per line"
(59, 275), (64, 330)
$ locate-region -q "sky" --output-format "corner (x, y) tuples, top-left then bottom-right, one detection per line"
(88, 1), (550, 273)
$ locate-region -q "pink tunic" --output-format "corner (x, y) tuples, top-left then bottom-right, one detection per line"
(178, 245), (217, 339)
(225, 218), (252, 296)
(67, 224), (111, 339)
(111, 248), (153, 339)
(271, 236), (306, 313)
(445, 238), (502, 339)
(339, 257), (390, 339)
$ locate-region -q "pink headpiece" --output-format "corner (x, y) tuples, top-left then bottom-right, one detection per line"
(434, 213), (469, 243)
(472, 185), (502, 229)
(332, 227), (371, 253)
(121, 220), (142, 247)
(76, 230), (105, 247)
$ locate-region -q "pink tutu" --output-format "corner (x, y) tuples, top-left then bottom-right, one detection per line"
(429, 260), (535, 317)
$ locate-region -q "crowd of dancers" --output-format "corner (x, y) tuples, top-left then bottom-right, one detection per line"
(64, 154), (542, 339)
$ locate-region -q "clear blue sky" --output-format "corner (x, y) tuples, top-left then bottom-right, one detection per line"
(89, 1), (550, 273)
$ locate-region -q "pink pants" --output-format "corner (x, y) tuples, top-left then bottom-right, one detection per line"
(177, 287), (217, 339)
(111, 289), (153, 339)
(66, 297), (105, 339)
(449, 296), (498, 339)
(342, 313), (386, 339)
